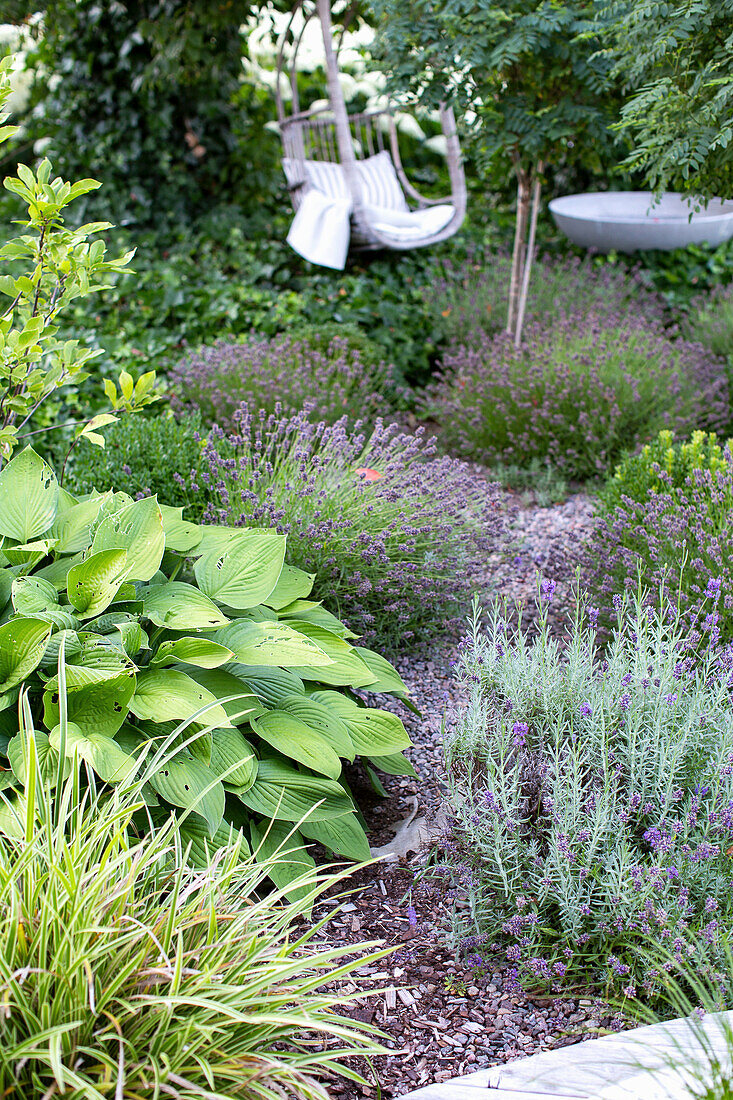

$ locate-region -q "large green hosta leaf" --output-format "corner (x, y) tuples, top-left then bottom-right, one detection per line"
(263, 564), (315, 610)
(142, 582), (229, 631)
(182, 668), (264, 726)
(7, 728), (65, 786)
(308, 690), (411, 756)
(0, 617), (52, 694)
(238, 759), (354, 822)
(299, 814), (371, 861)
(0, 447), (58, 542)
(11, 575), (61, 616)
(194, 529), (286, 610)
(129, 669), (233, 729)
(179, 814), (249, 867)
(250, 711), (342, 779)
(287, 621), (377, 687)
(214, 619), (333, 668)
(159, 505), (203, 554)
(278, 693), (355, 760)
(48, 722), (137, 784)
(355, 647), (410, 695)
(43, 669), (136, 738)
(50, 492), (109, 554)
(250, 820), (316, 908)
(92, 496), (165, 581)
(150, 637), (234, 669)
(149, 754), (224, 834)
(209, 727), (258, 789)
(67, 549), (129, 619)
(370, 752), (418, 777)
(279, 601), (358, 639)
(232, 665), (305, 706)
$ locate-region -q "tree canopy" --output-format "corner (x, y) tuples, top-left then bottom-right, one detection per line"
(600, 0), (733, 199)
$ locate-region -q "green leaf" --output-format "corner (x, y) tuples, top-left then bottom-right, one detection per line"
(159, 505), (202, 554)
(49, 492), (108, 553)
(214, 619), (333, 668)
(182, 668), (264, 726)
(43, 670), (136, 738)
(0, 448), (58, 542)
(355, 647), (410, 695)
(7, 729), (65, 787)
(92, 496), (165, 581)
(238, 759), (355, 822)
(149, 755), (224, 834)
(130, 669), (233, 728)
(11, 575), (60, 616)
(143, 582), (229, 631)
(209, 727), (258, 789)
(299, 814), (371, 861)
(264, 564), (315, 610)
(308, 691), (412, 755)
(232, 665), (305, 706)
(0, 617), (52, 694)
(278, 693), (355, 760)
(250, 711), (343, 779)
(369, 752), (418, 777)
(48, 722), (137, 784)
(150, 637), (234, 669)
(194, 529), (286, 609)
(179, 814), (249, 867)
(280, 602), (358, 639)
(67, 549), (129, 619)
(287, 622), (377, 687)
(250, 820), (316, 909)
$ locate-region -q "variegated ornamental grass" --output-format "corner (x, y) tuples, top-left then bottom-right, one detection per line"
(0, 445), (414, 894)
(0, 714), (388, 1099)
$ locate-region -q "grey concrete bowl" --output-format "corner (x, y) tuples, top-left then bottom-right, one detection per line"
(549, 191), (733, 252)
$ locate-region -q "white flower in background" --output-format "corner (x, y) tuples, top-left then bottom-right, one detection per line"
(0, 21), (35, 118)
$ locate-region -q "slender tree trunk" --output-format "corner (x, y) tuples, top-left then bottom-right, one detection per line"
(507, 160), (530, 339)
(514, 163), (543, 349)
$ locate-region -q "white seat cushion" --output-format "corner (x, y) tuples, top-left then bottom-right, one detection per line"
(364, 202), (456, 241)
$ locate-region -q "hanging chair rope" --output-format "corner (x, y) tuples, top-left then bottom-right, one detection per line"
(274, 0), (467, 253)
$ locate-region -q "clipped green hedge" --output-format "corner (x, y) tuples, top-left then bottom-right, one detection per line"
(0, 447), (414, 890)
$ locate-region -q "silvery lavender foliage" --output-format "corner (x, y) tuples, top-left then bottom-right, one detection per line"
(194, 404), (504, 649)
(425, 312), (728, 480)
(441, 591), (733, 997)
(587, 455), (733, 643)
(170, 333), (405, 430)
(429, 251), (666, 348)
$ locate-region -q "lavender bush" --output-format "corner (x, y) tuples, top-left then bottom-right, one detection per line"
(685, 285), (733, 365)
(440, 590), (733, 998)
(425, 312), (728, 479)
(170, 329), (406, 430)
(429, 252), (666, 348)
(587, 438), (733, 642)
(192, 405), (504, 649)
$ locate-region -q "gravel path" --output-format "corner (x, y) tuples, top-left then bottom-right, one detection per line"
(313, 489), (624, 1099)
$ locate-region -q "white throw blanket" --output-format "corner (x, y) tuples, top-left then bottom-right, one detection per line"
(286, 188), (352, 270)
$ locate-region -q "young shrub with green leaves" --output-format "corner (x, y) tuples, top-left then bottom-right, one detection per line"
(0, 445), (414, 881)
(0, 59), (155, 460)
(0, 727), (388, 1098)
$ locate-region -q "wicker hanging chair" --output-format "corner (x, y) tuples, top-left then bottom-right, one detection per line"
(275, 0), (467, 253)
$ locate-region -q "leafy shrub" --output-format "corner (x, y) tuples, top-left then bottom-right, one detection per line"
(0, 446), (413, 877)
(439, 592), (733, 996)
(599, 429), (733, 513)
(60, 410), (206, 511)
(170, 330), (406, 430)
(429, 252), (665, 347)
(685, 284), (733, 364)
(198, 409), (504, 650)
(425, 313), (728, 479)
(586, 435), (733, 642)
(0, 741), (386, 1097)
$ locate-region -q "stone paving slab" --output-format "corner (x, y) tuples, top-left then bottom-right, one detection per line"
(401, 1012), (733, 1100)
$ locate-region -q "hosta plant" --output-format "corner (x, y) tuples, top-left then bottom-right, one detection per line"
(0, 446), (414, 888)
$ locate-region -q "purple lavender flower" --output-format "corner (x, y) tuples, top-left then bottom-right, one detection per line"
(540, 579), (556, 601)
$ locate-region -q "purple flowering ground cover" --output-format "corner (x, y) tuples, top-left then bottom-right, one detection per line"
(587, 436), (733, 643)
(189, 405), (505, 650)
(438, 589), (733, 1000)
(424, 312), (728, 480)
(170, 331), (405, 431)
